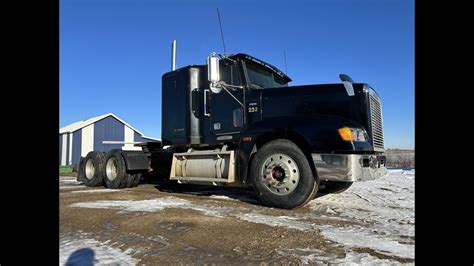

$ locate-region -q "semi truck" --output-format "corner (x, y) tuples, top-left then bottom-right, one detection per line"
(77, 42), (387, 209)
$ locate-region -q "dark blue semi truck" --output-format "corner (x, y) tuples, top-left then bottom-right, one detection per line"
(78, 43), (386, 209)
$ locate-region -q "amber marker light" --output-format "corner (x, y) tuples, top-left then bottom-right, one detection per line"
(338, 127), (353, 142)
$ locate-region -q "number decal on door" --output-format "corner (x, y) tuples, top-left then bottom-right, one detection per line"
(248, 106), (258, 113)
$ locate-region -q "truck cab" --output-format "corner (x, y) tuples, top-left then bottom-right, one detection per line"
(159, 52), (386, 208)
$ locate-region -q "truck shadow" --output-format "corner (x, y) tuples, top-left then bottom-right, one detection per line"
(313, 191), (334, 199)
(142, 175), (330, 208)
(147, 179), (265, 207)
(64, 248), (96, 266)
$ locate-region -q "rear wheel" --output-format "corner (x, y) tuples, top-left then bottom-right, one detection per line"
(250, 139), (318, 209)
(319, 181), (353, 194)
(78, 152), (105, 187)
(104, 150), (143, 189)
(127, 173), (142, 188)
(104, 150), (130, 189)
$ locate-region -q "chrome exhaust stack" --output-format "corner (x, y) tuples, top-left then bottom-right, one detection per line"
(171, 40), (177, 71)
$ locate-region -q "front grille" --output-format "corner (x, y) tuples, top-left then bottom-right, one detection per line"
(369, 91), (384, 151)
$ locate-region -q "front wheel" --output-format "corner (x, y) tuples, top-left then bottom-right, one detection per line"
(250, 139), (318, 209)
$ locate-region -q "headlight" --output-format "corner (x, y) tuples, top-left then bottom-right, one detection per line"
(338, 127), (369, 142)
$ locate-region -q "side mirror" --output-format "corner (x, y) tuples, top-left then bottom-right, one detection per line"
(207, 52), (222, 93)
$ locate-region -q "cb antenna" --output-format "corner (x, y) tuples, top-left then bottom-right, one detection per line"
(283, 49), (288, 74)
(217, 8), (227, 53)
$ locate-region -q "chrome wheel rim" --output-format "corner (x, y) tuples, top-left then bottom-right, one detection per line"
(106, 158), (118, 181)
(85, 159), (95, 180)
(261, 153), (300, 195)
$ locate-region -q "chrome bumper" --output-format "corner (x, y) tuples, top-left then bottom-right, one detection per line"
(312, 153), (387, 182)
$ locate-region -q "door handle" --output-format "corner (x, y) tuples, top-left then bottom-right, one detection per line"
(204, 89), (210, 116)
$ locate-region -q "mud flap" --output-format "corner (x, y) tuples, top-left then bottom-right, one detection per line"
(121, 151), (149, 171)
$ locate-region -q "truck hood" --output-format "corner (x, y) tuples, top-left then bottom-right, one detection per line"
(261, 83), (373, 135)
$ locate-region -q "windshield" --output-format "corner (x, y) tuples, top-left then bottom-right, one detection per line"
(246, 62), (288, 89)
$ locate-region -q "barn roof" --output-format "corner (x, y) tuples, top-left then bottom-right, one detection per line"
(59, 113), (147, 137)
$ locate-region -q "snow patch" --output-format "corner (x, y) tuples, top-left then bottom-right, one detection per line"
(237, 213), (314, 231)
(209, 195), (236, 200)
(60, 235), (139, 265)
(60, 177), (78, 181)
(278, 248), (411, 265)
(60, 180), (80, 184)
(71, 197), (230, 217)
(184, 189), (260, 203)
(319, 225), (414, 259)
(71, 189), (124, 194)
(308, 169), (414, 260)
(209, 194), (260, 204)
(60, 186), (88, 190)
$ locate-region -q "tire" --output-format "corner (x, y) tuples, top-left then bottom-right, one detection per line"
(104, 150), (130, 189)
(123, 172), (141, 188)
(250, 139), (318, 209)
(76, 157), (85, 181)
(77, 152), (106, 187)
(128, 173), (142, 188)
(319, 181), (353, 194)
(73, 158), (84, 173)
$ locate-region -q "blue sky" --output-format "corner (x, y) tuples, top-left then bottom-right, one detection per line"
(60, 0), (414, 149)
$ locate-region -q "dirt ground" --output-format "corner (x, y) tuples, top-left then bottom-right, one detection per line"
(59, 169), (415, 265)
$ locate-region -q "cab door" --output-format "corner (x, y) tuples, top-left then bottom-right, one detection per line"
(207, 62), (244, 137)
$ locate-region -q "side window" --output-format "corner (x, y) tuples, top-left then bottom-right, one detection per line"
(220, 62), (242, 86)
(231, 65), (242, 86)
(220, 63), (231, 84)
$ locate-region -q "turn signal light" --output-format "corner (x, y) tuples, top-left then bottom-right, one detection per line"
(338, 127), (353, 141)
